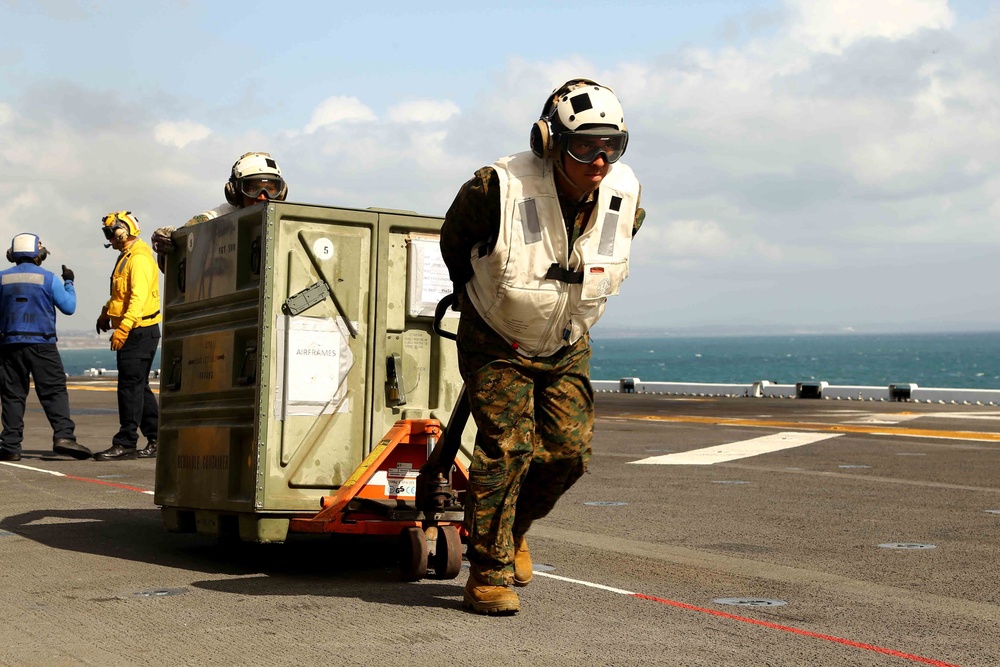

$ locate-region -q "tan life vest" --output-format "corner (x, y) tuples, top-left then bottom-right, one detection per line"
(466, 151), (640, 357)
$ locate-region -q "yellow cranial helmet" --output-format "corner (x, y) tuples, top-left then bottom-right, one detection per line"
(101, 211), (141, 243)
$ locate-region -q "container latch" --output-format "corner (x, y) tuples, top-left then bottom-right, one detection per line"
(385, 354), (406, 407)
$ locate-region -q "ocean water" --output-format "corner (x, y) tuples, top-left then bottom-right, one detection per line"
(58, 331), (1000, 390)
(589, 331), (1000, 390)
(61, 349), (163, 377)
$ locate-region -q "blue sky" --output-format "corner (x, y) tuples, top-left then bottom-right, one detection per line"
(1, 0), (999, 334)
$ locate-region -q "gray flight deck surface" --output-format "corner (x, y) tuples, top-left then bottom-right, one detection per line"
(1, 380), (998, 666)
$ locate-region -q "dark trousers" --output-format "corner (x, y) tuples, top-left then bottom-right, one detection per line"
(0, 343), (76, 451)
(113, 324), (160, 449)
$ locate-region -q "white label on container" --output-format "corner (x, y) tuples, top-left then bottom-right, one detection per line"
(313, 238), (334, 261)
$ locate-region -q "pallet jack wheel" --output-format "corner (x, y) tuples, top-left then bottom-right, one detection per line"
(399, 526), (428, 582)
(430, 525), (463, 580)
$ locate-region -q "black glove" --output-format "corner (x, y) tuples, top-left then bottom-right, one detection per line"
(61, 265), (74, 282)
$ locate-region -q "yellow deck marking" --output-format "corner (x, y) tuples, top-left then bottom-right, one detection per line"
(621, 413), (1000, 443)
(67, 384), (159, 394)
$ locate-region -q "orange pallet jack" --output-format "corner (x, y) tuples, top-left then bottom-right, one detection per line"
(289, 296), (471, 581)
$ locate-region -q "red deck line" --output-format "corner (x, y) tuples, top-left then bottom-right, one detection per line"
(5, 461), (963, 666)
(64, 474), (153, 494)
(632, 593), (962, 667)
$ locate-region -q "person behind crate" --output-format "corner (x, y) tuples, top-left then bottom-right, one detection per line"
(440, 78), (645, 614)
(93, 211), (161, 461)
(0, 234), (92, 462)
(150, 151), (288, 272)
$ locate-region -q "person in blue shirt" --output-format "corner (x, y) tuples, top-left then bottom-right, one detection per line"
(0, 234), (91, 461)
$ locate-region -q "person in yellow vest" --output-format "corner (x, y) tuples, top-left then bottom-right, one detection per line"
(93, 211), (162, 461)
(440, 78), (644, 614)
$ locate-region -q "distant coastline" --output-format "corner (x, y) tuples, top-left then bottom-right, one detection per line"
(592, 325), (1000, 339)
(56, 329), (999, 389)
(58, 336), (115, 350)
(58, 325), (1000, 346)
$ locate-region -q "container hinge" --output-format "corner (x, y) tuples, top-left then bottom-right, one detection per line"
(176, 258), (187, 294)
(249, 237), (262, 275)
(236, 345), (257, 386)
(385, 354), (406, 407)
(164, 354), (182, 391)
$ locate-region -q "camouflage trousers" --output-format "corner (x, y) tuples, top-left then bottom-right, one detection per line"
(457, 303), (594, 586)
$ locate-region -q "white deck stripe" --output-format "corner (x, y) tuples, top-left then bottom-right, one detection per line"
(629, 431), (842, 465)
(534, 571), (634, 595)
(0, 462), (67, 476)
(0, 461), (154, 494)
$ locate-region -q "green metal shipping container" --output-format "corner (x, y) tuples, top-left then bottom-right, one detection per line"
(153, 201), (471, 542)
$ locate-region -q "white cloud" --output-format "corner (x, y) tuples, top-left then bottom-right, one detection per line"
(304, 96), (377, 133)
(661, 220), (735, 258)
(787, 0), (954, 53)
(1, 3), (998, 333)
(154, 120), (212, 149)
(0, 191), (41, 227)
(386, 99), (460, 123)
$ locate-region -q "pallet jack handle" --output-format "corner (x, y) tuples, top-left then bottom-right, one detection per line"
(432, 292), (459, 342)
(416, 294), (470, 514)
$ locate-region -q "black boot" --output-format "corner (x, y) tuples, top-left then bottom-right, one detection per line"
(94, 444), (138, 461)
(138, 440), (157, 459)
(53, 438), (93, 460)
(0, 449), (21, 462)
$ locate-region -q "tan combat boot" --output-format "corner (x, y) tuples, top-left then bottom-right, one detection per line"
(513, 534), (532, 587)
(464, 572), (520, 615)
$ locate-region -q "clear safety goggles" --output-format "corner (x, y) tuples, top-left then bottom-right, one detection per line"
(562, 133), (627, 164)
(240, 176), (284, 199)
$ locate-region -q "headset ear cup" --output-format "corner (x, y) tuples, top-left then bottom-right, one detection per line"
(530, 120), (552, 159)
(224, 179), (239, 206)
(5, 249), (12, 263)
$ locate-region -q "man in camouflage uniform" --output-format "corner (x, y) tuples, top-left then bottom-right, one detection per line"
(440, 79), (645, 614)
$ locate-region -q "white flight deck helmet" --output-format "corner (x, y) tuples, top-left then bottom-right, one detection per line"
(7, 233), (49, 263)
(224, 151), (288, 206)
(529, 78), (629, 164)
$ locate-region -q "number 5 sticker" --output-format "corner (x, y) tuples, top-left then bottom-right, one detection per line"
(313, 238), (334, 260)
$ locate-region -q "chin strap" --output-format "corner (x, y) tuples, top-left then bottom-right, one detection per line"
(552, 152), (573, 197)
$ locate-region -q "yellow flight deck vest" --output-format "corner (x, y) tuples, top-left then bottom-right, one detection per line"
(466, 151), (640, 358)
(105, 238), (162, 332)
